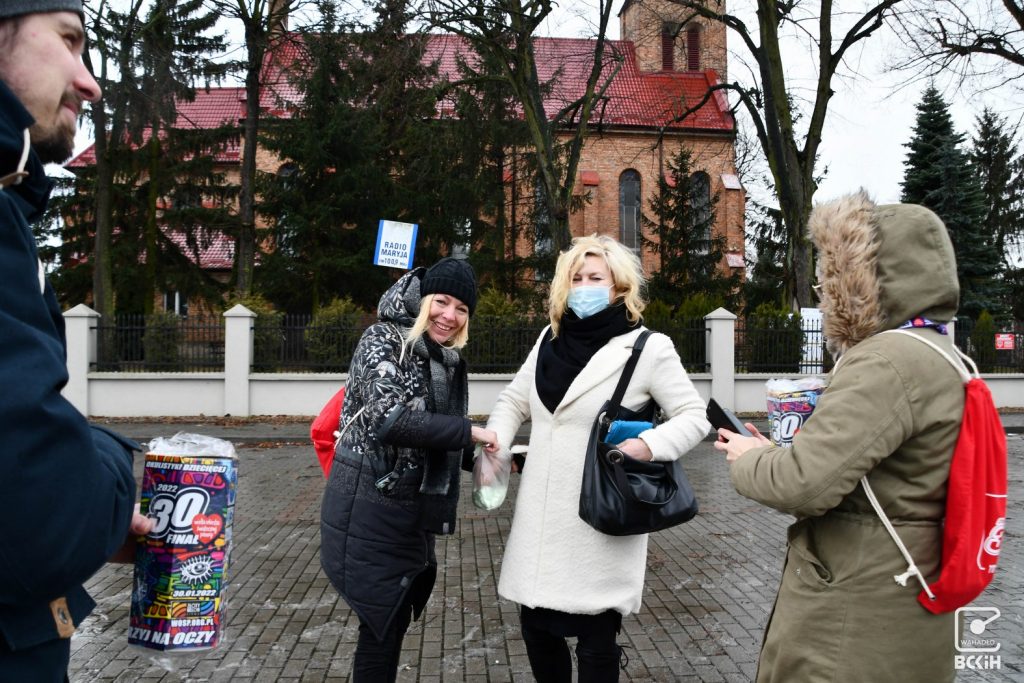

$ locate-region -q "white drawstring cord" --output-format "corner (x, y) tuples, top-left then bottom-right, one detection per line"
(15, 128), (29, 180)
(861, 476), (937, 600)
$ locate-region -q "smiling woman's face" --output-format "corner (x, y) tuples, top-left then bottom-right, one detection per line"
(426, 294), (469, 344)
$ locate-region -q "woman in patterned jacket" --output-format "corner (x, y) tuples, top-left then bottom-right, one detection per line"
(320, 258), (496, 682)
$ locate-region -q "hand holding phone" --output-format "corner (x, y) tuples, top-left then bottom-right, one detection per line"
(706, 398), (753, 437)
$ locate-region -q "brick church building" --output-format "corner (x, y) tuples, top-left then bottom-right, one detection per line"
(69, 0), (744, 312)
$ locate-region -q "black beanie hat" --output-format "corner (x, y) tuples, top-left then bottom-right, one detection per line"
(421, 257), (478, 315)
(0, 0), (84, 21)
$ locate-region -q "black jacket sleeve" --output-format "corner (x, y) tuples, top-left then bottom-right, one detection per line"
(377, 405), (472, 451)
(0, 194), (137, 609)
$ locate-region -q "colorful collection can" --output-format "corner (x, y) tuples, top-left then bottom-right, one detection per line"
(765, 378), (828, 447)
(129, 444), (237, 651)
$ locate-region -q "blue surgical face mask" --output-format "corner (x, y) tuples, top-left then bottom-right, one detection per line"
(567, 285), (611, 319)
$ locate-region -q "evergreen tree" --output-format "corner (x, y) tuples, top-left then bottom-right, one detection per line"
(121, 0), (233, 314)
(46, 0), (233, 314)
(901, 87), (1005, 320)
(449, 34), (541, 300)
(257, 0), (507, 312)
(742, 202), (790, 314)
(971, 109), (1024, 266)
(642, 148), (741, 310)
(971, 109), (1024, 319)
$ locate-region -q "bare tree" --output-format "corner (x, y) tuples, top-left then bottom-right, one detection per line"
(205, 0), (300, 297)
(423, 0), (622, 253)
(892, 1), (1024, 90)
(655, 0), (902, 309)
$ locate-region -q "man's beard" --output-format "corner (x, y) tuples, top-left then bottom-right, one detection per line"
(30, 118), (75, 164)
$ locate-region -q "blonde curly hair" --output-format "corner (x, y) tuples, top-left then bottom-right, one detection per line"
(548, 234), (646, 337)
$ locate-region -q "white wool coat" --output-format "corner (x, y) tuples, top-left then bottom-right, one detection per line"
(486, 326), (710, 615)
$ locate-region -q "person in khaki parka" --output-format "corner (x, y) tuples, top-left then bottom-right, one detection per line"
(715, 191), (962, 682)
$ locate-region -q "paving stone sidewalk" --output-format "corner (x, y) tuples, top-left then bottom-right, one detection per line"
(69, 431), (1023, 682)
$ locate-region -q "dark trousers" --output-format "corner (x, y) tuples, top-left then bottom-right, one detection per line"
(352, 599), (414, 683)
(520, 606), (622, 683)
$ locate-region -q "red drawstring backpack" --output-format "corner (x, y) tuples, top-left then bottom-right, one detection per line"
(310, 387), (346, 478)
(863, 330), (1007, 613)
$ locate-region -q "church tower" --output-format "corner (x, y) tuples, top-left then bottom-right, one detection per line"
(620, 0), (728, 80)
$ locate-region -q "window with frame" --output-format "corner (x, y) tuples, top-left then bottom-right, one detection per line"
(163, 290), (189, 317)
(619, 170), (642, 252)
(534, 183), (553, 280)
(452, 219), (472, 259)
(274, 163), (299, 257)
(661, 22), (679, 70)
(689, 171), (712, 253)
(686, 26), (701, 71)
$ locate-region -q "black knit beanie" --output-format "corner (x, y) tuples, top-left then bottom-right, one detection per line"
(0, 0), (84, 20)
(421, 257), (478, 315)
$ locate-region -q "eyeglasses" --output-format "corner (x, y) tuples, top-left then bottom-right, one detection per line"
(812, 283), (823, 293)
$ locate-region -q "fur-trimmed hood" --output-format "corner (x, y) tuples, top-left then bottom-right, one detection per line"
(808, 191), (959, 357)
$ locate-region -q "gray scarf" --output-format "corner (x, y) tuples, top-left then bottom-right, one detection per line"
(410, 335), (469, 534)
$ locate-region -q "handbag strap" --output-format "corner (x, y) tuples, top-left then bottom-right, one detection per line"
(606, 329), (652, 422)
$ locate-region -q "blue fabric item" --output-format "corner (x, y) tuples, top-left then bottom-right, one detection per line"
(567, 285), (611, 319)
(605, 420), (653, 443)
(0, 80), (137, 675)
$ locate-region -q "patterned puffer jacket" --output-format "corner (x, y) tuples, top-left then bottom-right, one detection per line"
(320, 268), (473, 641)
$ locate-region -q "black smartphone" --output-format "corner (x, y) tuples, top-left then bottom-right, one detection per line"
(706, 398), (753, 436)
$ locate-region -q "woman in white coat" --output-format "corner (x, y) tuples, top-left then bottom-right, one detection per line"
(484, 235), (710, 682)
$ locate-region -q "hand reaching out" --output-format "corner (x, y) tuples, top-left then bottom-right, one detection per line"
(713, 423), (771, 462)
(471, 426), (500, 453)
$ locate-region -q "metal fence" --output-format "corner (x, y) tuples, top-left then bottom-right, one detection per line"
(95, 314), (224, 372)
(735, 315), (832, 374)
(644, 317), (709, 373)
(91, 313), (1022, 375)
(954, 318), (1024, 373)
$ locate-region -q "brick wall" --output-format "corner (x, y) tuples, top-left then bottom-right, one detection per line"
(505, 129), (745, 281)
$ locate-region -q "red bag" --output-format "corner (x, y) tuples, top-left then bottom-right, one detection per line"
(917, 377), (1007, 614)
(310, 387), (345, 478)
(865, 331), (1007, 614)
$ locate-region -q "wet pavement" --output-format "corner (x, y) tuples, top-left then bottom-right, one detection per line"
(67, 421), (1024, 682)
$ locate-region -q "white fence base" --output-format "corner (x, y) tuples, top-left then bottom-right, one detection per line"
(64, 305), (1024, 417)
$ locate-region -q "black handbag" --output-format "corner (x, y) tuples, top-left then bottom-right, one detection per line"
(578, 330), (699, 536)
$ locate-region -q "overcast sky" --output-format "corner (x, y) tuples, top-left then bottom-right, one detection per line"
(537, 1), (1022, 206)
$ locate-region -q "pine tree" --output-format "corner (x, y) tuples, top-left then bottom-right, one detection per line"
(51, 0), (233, 315)
(971, 109), (1024, 266)
(742, 202), (790, 314)
(120, 0), (233, 314)
(971, 109), (1024, 319)
(901, 87), (1005, 320)
(257, 0), (510, 312)
(642, 148), (741, 310)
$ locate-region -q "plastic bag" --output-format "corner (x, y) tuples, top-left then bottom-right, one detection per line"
(148, 432), (238, 459)
(472, 444), (510, 510)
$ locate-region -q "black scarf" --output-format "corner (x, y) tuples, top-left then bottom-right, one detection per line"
(536, 304), (637, 413)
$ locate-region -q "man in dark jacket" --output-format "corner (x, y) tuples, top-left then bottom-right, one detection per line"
(0, 2), (151, 680)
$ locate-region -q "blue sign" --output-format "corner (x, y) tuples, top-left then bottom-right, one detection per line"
(374, 220), (418, 269)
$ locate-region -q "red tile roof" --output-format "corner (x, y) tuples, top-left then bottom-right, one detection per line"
(429, 35), (733, 132)
(164, 228), (235, 270)
(67, 87), (246, 168)
(68, 33), (732, 170)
